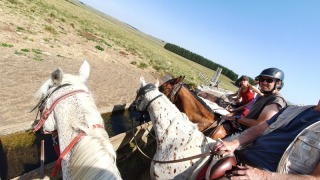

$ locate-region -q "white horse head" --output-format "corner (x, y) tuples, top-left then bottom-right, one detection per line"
(131, 76), (217, 179)
(33, 60), (122, 180)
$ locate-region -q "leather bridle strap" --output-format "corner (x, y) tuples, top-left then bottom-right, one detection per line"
(51, 124), (103, 177)
(143, 94), (163, 111)
(153, 151), (215, 164)
(208, 119), (226, 137)
(30, 84), (72, 113)
(201, 121), (219, 133)
(33, 90), (88, 132)
(169, 82), (183, 103)
(52, 131), (85, 177)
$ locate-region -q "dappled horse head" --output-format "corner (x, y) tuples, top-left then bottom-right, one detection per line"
(129, 77), (217, 179)
(32, 60), (122, 180)
(158, 76), (233, 140)
(129, 77), (237, 179)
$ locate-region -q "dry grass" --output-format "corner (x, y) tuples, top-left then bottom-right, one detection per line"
(0, 0), (237, 134)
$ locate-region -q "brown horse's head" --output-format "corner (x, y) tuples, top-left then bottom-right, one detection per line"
(158, 75), (185, 97)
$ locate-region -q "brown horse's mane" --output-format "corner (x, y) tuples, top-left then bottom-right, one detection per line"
(181, 83), (219, 116)
(159, 76), (233, 140)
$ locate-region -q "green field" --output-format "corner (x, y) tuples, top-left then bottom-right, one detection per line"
(2, 0), (238, 91)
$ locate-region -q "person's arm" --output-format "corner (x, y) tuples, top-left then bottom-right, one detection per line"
(228, 97), (255, 113)
(213, 122), (269, 156)
(227, 89), (241, 101)
(231, 162), (320, 180)
(237, 103), (279, 127)
(227, 105), (244, 113)
(249, 84), (263, 96)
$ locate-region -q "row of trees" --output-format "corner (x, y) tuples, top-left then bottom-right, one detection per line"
(164, 43), (239, 81)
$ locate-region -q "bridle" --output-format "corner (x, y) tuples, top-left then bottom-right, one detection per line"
(166, 81), (183, 104)
(32, 84), (89, 132)
(131, 83), (218, 163)
(132, 84), (163, 113)
(31, 83), (103, 177)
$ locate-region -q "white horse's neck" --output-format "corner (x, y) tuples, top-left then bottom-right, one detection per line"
(145, 90), (216, 179)
(147, 94), (182, 138)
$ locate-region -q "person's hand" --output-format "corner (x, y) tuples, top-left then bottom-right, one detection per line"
(213, 139), (238, 156)
(226, 107), (234, 112)
(230, 165), (270, 180)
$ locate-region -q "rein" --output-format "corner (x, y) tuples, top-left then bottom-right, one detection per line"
(52, 124), (103, 177)
(153, 151), (215, 164)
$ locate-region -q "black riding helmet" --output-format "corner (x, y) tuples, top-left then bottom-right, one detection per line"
(258, 67), (284, 92)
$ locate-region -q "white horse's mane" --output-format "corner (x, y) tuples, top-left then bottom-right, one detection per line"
(71, 129), (119, 180)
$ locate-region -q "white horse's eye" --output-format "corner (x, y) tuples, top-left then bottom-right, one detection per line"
(137, 97), (143, 104)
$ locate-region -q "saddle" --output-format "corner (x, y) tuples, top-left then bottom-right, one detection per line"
(196, 155), (237, 180)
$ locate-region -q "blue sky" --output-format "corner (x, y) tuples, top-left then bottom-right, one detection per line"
(80, 0), (319, 105)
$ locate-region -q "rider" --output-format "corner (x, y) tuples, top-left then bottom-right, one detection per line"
(227, 75), (261, 105)
(213, 100), (320, 179)
(223, 68), (287, 130)
(227, 75), (262, 117)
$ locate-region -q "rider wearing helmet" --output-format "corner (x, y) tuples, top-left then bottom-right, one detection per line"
(257, 67), (285, 94)
(223, 67), (287, 130)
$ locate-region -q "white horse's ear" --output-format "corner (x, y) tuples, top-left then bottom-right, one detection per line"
(51, 68), (63, 86)
(79, 60), (90, 83)
(140, 76), (146, 87)
(155, 79), (159, 87)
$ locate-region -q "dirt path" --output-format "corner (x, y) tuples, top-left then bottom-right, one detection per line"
(0, 1), (159, 135)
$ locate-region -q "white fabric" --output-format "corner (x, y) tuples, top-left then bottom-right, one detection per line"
(199, 97), (230, 115)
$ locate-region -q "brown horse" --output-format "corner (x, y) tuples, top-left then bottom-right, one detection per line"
(158, 76), (234, 140)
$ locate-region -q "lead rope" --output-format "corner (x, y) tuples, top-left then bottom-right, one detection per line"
(153, 137), (218, 164)
(40, 139), (44, 180)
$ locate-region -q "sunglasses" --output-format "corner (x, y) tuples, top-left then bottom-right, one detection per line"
(259, 78), (274, 83)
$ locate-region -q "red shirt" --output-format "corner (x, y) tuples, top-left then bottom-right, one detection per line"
(240, 87), (255, 105)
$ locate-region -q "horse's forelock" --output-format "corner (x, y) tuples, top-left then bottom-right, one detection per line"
(35, 73), (86, 99)
(35, 79), (53, 99)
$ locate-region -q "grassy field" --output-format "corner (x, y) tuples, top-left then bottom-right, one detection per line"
(3, 0), (237, 91)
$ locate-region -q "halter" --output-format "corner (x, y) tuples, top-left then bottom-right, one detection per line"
(134, 83), (163, 112)
(167, 82), (183, 104)
(33, 84), (88, 132)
